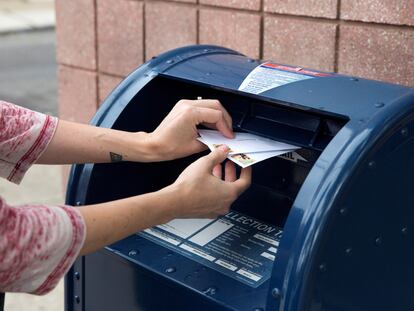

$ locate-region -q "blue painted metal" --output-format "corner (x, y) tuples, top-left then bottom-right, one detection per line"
(65, 45), (414, 311)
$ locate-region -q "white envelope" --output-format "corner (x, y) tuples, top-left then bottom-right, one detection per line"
(197, 130), (300, 168)
(198, 129), (297, 155)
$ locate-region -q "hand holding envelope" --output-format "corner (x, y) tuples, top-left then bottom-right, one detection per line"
(197, 129), (300, 168)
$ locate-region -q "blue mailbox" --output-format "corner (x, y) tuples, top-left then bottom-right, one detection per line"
(65, 45), (414, 311)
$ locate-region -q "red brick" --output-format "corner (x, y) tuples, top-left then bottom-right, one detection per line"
(200, 0), (260, 11)
(338, 25), (414, 86)
(158, 0), (196, 2)
(99, 74), (124, 103)
(264, 0), (338, 19)
(55, 0), (96, 69)
(145, 2), (197, 60)
(263, 17), (337, 71)
(199, 9), (261, 58)
(341, 0), (414, 26)
(58, 66), (98, 124)
(97, 0), (144, 76)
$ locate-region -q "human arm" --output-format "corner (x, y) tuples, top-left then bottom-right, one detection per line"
(0, 146), (251, 294)
(0, 99), (232, 180)
(78, 146), (251, 255)
(37, 99), (234, 164)
(0, 100), (249, 294)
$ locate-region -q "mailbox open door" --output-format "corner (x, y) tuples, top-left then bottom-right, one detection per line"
(65, 45), (414, 311)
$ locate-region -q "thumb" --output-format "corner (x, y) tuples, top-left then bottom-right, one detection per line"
(204, 145), (230, 170)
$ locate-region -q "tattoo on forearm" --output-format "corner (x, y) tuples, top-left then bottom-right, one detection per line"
(110, 152), (123, 162)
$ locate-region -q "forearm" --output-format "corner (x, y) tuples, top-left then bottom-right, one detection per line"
(37, 120), (157, 164)
(77, 186), (179, 256)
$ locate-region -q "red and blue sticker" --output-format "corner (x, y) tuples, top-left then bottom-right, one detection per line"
(239, 62), (331, 94)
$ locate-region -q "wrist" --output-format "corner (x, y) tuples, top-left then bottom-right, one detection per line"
(128, 131), (161, 162)
(151, 184), (183, 223)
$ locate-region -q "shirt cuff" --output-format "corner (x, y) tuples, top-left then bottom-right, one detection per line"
(7, 115), (58, 184)
(33, 205), (86, 295)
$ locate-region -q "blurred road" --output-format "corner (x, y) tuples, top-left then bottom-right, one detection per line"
(0, 30), (57, 115)
(0, 29), (64, 311)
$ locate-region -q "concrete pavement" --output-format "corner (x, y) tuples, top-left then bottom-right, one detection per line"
(0, 0), (55, 34)
(0, 30), (58, 116)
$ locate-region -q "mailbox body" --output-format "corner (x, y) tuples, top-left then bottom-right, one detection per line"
(65, 46), (414, 311)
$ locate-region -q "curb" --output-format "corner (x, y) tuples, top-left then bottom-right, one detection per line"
(0, 25), (55, 36)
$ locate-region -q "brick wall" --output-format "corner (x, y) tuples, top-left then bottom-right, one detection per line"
(55, 0), (414, 124)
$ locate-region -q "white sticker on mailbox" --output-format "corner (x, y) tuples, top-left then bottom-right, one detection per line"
(138, 211), (283, 288)
(239, 62), (330, 95)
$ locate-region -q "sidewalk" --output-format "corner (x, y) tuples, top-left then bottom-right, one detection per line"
(0, 0), (55, 34)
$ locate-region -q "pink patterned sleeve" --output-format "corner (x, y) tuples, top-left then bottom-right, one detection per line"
(0, 101), (86, 294)
(0, 100), (57, 184)
(0, 200), (86, 294)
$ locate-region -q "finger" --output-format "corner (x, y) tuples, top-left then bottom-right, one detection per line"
(203, 145), (230, 170)
(212, 164), (222, 179)
(194, 107), (233, 139)
(195, 107), (232, 138)
(203, 122), (234, 139)
(193, 100), (233, 133)
(233, 167), (252, 195)
(224, 161), (236, 182)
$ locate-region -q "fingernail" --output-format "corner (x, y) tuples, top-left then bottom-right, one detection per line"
(218, 145), (230, 152)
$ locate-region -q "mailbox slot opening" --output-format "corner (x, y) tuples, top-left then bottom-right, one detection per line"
(91, 75), (345, 225)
